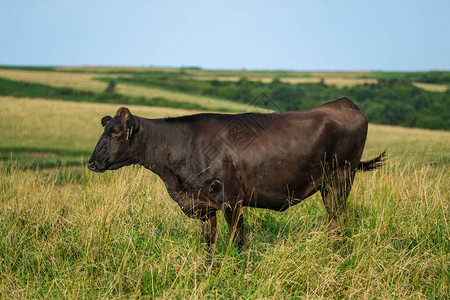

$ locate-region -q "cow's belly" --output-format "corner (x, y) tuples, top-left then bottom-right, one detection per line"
(238, 152), (324, 210)
(243, 176), (320, 211)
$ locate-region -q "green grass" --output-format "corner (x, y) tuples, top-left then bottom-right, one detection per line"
(0, 152), (448, 298)
(0, 96), (448, 298)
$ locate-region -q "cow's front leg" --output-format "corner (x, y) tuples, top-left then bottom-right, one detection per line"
(201, 212), (217, 252)
(223, 200), (246, 250)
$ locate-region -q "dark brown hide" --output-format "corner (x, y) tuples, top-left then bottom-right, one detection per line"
(88, 98), (385, 250)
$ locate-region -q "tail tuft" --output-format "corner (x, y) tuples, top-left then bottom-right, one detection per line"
(358, 151), (386, 171)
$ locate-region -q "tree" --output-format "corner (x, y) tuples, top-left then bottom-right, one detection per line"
(105, 80), (116, 94)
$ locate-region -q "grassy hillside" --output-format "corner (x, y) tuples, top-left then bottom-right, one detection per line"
(0, 96), (448, 298)
(0, 69), (250, 112)
(0, 67), (448, 298)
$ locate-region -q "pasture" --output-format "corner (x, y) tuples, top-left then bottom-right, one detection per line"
(0, 96), (448, 298)
(0, 69), (251, 112)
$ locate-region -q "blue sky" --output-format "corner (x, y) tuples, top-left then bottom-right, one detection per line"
(1, 0), (449, 71)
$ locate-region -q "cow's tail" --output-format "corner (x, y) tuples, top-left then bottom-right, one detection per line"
(357, 151), (386, 171)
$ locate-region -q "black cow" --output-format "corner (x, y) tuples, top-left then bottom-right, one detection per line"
(88, 98), (385, 250)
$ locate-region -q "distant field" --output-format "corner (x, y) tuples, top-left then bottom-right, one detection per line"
(192, 69), (446, 91)
(194, 75), (378, 87)
(2, 66), (448, 93)
(115, 83), (251, 111)
(0, 69), (250, 112)
(412, 82), (449, 92)
(0, 69), (112, 92)
(0, 96), (448, 298)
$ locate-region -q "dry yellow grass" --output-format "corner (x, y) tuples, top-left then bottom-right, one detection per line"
(55, 66), (180, 73)
(116, 84), (251, 111)
(322, 78), (378, 86)
(194, 76), (377, 86)
(365, 123), (449, 164)
(412, 82), (449, 92)
(310, 71), (373, 78)
(195, 76), (243, 82)
(278, 77), (378, 86)
(0, 69), (114, 92)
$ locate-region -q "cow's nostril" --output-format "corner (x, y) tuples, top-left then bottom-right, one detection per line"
(87, 161), (97, 171)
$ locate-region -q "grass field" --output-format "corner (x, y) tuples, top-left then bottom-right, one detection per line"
(0, 69), (253, 112)
(194, 76), (378, 87)
(0, 96), (448, 298)
(0, 69), (112, 92)
(412, 82), (449, 92)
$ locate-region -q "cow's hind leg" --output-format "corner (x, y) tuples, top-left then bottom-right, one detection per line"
(223, 199), (246, 250)
(321, 165), (355, 234)
(201, 212), (217, 252)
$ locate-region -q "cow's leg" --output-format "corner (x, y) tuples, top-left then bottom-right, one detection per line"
(223, 199), (246, 250)
(321, 166), (354, 234)
(201, 211), (217, 252)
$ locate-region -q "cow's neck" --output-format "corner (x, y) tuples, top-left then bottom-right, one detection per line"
(134, 117), (190, 179)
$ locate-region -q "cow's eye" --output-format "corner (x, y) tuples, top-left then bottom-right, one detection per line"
(111, 124), (122, 134)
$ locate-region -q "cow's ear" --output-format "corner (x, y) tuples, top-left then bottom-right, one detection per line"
(126, 118), (139, 143)
(101, 116), (112, 127)
(115, 107), (139, 142)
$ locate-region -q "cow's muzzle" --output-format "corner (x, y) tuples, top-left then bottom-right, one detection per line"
(87, 161), (105, 172)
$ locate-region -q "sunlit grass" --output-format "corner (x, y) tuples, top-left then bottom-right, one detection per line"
(0, 69), (112, 92)
(194, 76), (378, 87)
(0, 96), (448, 298)
(365, 124), (449, 165)
(116, 83), (250, 111)
(412, 82), (449, 92)
(0, 156), (447, 298)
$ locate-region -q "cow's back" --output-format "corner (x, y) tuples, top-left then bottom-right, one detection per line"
(226, 98), (367, 169)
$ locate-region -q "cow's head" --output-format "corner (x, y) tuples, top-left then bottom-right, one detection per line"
(87, 107), (139, 172)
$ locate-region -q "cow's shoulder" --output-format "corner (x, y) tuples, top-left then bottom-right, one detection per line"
(318, 97), (360, 111)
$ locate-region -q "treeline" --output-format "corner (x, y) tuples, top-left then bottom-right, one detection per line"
(268, 78), (449, 130)
(364, 71), (450, 85)
(113, 71), (449, 130)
